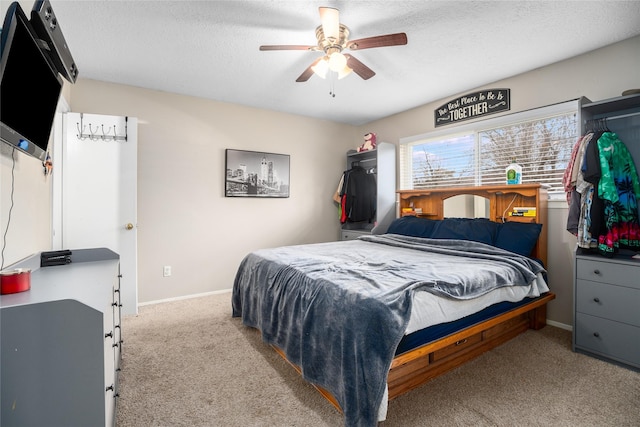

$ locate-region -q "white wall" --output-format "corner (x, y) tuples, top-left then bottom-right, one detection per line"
(0, 142), (52, 268)
(359, 35), (640, 146)
(65, 82), (359, 302)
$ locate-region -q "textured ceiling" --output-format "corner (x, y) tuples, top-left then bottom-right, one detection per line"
(6, 1), (640, 125)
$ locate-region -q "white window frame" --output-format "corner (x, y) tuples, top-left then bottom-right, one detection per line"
(399, 99), (581, 200)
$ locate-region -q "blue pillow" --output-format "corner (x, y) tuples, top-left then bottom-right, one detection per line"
(386, 216), (439, 238)
(494, 222), (542, 256)
(430, 218), (498, 245)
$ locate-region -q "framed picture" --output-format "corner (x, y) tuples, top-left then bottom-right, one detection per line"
(225, 149), (290, 198)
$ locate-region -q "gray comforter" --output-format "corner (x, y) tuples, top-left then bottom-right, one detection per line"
(231, 234), (545, 427)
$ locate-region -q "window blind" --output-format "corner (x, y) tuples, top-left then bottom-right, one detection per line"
(399, 100), (579, 199)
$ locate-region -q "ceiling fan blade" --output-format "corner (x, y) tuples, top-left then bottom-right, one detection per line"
(347, 33), (408, 50)
(319, 7), (340, 41)
(296, 57), (323, 82)
(344, 54), (375, 80)
(260, 45), (316, 51)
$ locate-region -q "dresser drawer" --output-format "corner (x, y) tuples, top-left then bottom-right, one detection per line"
(430, 332), (482, 362)
(575, 313), (640, 368)
(576, 279), (640, 327)
(576, 258), (640, 289)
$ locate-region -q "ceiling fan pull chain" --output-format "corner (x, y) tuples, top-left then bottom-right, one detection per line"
(329, 73), (336, 98)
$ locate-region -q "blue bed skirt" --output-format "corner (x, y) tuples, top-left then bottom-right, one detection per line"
(395, 296), (543, 356)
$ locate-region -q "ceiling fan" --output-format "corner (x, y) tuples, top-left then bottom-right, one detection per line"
(260, 7), (407, 82)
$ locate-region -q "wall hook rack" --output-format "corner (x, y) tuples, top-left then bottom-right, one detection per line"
(76, 113), (128, 142)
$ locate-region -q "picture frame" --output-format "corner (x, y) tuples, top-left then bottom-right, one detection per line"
(225, 149), (290, 198)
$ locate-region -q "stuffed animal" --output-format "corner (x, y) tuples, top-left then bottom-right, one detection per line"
(357, 132), (377, 152)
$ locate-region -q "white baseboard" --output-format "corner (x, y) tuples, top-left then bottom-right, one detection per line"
(547, 319), (572, 331)
(139, 288), (232, 307)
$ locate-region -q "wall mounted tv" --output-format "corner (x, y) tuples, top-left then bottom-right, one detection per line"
(0, 2), (63, 161)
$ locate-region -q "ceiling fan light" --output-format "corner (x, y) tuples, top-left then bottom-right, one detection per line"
(311, 58), (329, 79)
(338, 65), (353, 80)
(319, 7), (339, 41)
(328, 52), (347, 72)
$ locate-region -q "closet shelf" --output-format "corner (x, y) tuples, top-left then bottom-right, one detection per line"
(400, 212), (437, 218)
(582, 93), (640, 115)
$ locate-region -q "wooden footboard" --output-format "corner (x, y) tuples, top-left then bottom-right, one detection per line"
(388, 292), (555, 399)
(271, 292), (555, 412)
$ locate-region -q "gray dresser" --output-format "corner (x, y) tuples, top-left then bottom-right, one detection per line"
(573, 253), (640, 370)
(0, 248), (122, 426)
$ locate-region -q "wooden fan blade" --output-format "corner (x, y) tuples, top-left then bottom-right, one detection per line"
(259, 45), (316, 51)
(347, 33), (407, 50)
(296, 57), (323, 82)
(344, 54), (375, 80)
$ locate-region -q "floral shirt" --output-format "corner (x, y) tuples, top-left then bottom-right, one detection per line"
(596, 132), (640, 255)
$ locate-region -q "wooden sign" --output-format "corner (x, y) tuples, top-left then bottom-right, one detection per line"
(435, 89), (510, 127)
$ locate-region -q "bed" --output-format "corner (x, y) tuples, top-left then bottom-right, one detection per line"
(232, 184), (555, 427)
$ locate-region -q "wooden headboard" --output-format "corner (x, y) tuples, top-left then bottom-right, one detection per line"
(397, 184), (548, 266)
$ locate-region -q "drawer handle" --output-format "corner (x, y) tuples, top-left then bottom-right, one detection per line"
(106, 384), (114, 392)
(105, 331), (113, 338)
(593, 332), (600, 338)
(593, 269), (601, 275)
(593, 297), (600, 303)
(455, 339), (468, 346)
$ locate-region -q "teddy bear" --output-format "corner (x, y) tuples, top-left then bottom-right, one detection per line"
(357, 132), (377, 152)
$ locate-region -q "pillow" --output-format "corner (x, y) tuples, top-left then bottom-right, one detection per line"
(430, 218), (498, 245)
(386, 216), (439, 238)
(494, 222), (543, 256)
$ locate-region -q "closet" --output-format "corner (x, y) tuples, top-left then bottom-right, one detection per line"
(572, 93), (640, 370)
(339, 142), (396, 240)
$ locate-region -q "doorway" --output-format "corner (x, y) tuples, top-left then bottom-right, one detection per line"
(55, 112), (138, 315)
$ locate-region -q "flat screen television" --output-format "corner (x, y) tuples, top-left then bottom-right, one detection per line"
(0, 1), (63, 161)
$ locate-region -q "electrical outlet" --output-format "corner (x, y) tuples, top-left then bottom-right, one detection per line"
(163, 265), (171, 277)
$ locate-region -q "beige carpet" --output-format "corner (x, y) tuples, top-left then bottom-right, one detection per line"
(116, 292), (640, 426)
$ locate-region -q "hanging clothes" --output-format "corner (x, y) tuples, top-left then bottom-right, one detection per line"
(339, 165), (377, 224)
(581, 130), (607, 239)
(595, 132), (640, 255)
(566, 132), (599, 247)
(333, 175), (344, 220)
(566, 129), (640, 255)
(564, 133), (593, 235)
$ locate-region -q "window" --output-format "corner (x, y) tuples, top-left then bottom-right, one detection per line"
(400, 100), (580, 199)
